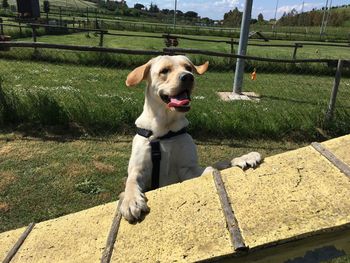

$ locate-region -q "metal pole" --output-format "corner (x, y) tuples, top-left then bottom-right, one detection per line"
(272, 0), (279, 31)
(233, 0), (253, 94)
(173, 0), (177, 29)
(324, 0), (332, 33)
(320, 0), (328, 37)
(325, 59), (343, 123)
(273, 0), (279, 21)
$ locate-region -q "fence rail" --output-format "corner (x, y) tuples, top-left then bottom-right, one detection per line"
(2, 22), (350, 60)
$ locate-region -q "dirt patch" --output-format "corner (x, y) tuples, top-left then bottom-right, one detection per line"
(93, 161), (115, 174)
(0, 143), (48, 161)
(0, 202), (10, 212)
(0, 145), (14, 156)
(65, 162), (89, 177)
(0, 171), (16, 191)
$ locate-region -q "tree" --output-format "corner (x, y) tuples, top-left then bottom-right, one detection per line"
(223, 7), (242, 26)
(149, 3), (159, 13)
(257, 13), (264, 23)
(185, 11), (198, 18)
(161, 9), (170, 14)
(2, 0), (9, 9)
(134, 3), (144, 10)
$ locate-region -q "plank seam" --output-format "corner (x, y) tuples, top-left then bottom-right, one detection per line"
(311, 142), (350, 179)
(100, 201), (122, 263)
(212, 169), (248, 252)
(2, 222), (35, 263)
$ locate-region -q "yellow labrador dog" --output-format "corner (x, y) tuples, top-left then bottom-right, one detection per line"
(120, 55), (261, 222)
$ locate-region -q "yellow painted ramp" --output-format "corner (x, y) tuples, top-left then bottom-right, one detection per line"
(1, 135), (350, 263)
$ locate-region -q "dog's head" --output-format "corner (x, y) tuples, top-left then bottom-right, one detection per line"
(126, 55), (208, 112)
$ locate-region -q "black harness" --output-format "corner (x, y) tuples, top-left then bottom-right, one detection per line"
(136, 126), (188, 190)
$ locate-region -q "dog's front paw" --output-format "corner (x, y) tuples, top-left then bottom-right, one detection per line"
(231, 152), (262, 170)
(119, 190), (149, 223)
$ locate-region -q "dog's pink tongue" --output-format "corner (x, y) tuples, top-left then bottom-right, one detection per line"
(167, 93), (190, 108)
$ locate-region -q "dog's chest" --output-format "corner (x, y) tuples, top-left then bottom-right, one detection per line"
(157, 134), (198, 185)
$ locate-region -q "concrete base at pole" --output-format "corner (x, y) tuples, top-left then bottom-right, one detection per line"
(217, 91), (260, 102)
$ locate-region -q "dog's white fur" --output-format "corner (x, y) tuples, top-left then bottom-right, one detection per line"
(120, 55), (261, 222)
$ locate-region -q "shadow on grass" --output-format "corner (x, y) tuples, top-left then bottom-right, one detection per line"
(261, 95), (324, 106)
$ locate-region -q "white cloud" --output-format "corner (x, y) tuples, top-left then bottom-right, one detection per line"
(277, 2), (323, 15)
(213, 0), (239, 8)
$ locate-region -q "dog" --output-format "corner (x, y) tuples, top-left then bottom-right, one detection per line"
(120, 55), (261, 222)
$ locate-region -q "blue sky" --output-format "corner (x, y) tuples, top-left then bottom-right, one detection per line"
(125, 0), (349, 20)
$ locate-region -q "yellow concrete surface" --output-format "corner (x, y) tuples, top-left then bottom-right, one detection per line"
(322, 134), (350, 166)
(112, 172), (232, 263)
(221, 145), (350, 249)
(0, 227), (26, 261)
(9, 202), (118, 263)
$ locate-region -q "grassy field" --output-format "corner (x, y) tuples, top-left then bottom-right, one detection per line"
(0, 58), (349, 139)
(8, 29), (349, 60)
(0, 132), (307, 232)
(7, 0), (96, 8)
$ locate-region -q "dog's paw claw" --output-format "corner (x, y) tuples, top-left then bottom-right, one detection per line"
(231, 152), (262, 170)
(119, 191), (149, 223)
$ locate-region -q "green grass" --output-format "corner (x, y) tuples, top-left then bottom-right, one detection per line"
(0, 58), (349, 140)
(7, 0), (96, 8)
(0, 131), (307, 232)
(13, 30), (350, 60)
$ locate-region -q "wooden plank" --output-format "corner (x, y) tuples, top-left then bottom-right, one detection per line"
(311, 142), (350, 178)
(212, 170), (247, 252)
(325, 60), (343, 123)
(100, 202), (122, 263)
(2, 223), (35, 263)
(0, 42), (164, 56)
(163, 47), (337, 64)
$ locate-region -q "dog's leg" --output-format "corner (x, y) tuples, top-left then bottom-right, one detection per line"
(212, 152), (262, 171)
(231, 152), (262, 170)
(119, 136), (151, 223)
(119, 175), (150, 223)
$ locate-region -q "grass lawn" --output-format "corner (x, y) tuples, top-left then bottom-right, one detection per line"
(0, 132), (307, 233)
(7, 0), (96, 8)
(0, 58), (349, 139)
(15, 30), (350, 60)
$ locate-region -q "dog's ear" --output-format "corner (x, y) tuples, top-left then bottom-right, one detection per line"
(193, 61), (209, 75)
(125, 61), (151, 87)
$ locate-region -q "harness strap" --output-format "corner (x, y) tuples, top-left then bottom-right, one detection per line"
(150, 141), (161, 189)
(136, 126), (188, 190)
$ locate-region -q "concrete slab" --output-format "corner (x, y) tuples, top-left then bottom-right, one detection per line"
(217, 92), (260, 102)
(322, 134), (350, 167)
(9, 202), (118, 263)
(112, 172), (232, 263)
(221, 145), (350, 250)
(0, 227), (26, 261)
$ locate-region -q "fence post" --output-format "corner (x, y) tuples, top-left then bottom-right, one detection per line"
(19, 22), (22, 36)
(292, 43), (298, 59)
(230, 38), (234, 54)
(99, 31), (104, 47)
(59, 7), (62, 26)
(325, 59), (343, 124)
(0, 20), (3, 35)
(32, 26), (37, 42)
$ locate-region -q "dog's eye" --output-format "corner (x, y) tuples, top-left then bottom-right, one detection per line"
(185, 65), (193, 72)
(160, 68), (170, 74)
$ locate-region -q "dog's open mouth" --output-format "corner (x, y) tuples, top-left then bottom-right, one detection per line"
(161, 91), (191, 112)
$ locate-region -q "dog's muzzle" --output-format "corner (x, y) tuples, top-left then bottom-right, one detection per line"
(160, 73), (194, 112)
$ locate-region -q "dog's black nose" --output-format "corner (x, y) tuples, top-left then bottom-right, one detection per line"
(180, 73), (194, 83)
